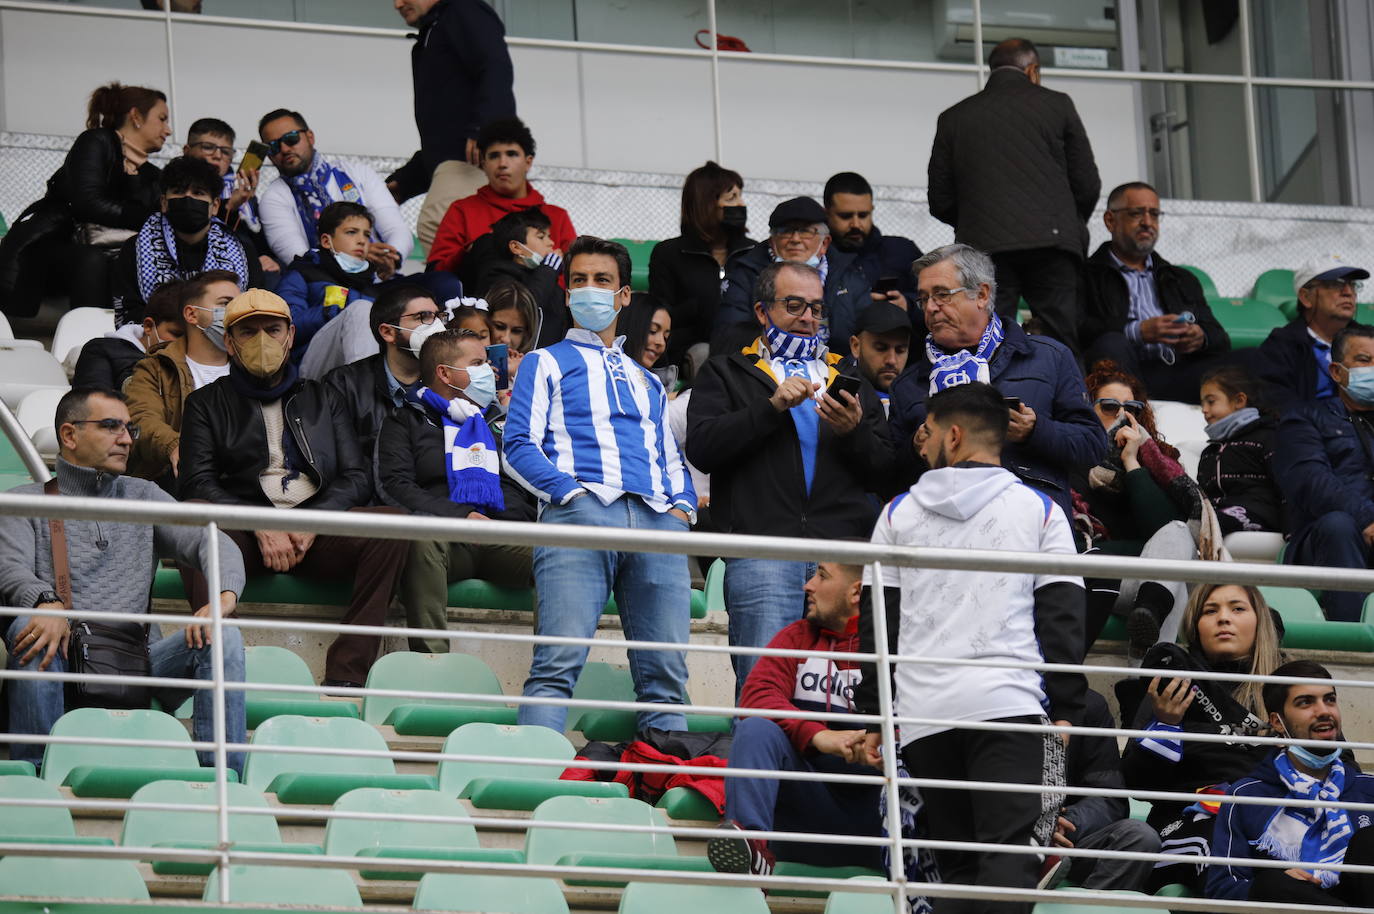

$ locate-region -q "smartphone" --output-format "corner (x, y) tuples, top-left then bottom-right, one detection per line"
(1173, 311), (1196, 324)
(1151, 651), (1180, 695)
(825, 373), (862, 402)
(872, 275), (901, 295)
(238, 140), (270, 174)
(1003, 396), (1021, 411)
(486, 343), (510, 391)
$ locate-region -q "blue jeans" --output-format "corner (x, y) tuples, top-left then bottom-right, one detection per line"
(5, 615), (247, 777)
(518, 494), (692, 733)
(724, 559), (815, 695)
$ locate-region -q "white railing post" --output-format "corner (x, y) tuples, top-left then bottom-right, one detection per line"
(870, 562), (907, 914)
(206, 521), (231, 902)
(706, 0), (723, 162)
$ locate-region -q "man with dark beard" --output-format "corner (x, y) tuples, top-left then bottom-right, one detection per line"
(823, 172), (922, 315)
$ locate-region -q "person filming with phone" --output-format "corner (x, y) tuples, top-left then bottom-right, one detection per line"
(687, 260), (895, 693)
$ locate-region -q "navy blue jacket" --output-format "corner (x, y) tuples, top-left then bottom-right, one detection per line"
(846, 226), (923, 315)
(1274, 396), (1374, 533)
(277, 250), (374, 362)
(887, 319), (1107, 523)
(1208, 751), (1374, 901)
(1256, 318), (1335, 412)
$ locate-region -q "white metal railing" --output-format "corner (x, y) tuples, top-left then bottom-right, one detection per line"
(1, 494), (1373, 912)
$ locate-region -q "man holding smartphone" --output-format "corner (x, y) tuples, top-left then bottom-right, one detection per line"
(688, 261), (895, 693)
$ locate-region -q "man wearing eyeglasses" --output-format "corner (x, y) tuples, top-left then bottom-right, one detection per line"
(689, 261), (895, 692)
(1079, 182), (1231, 403)
(713, 197), (874, 356)
(0, 387), (248, 776)
(1256, 254), (1370, 411)
(181, 116), (279, 286)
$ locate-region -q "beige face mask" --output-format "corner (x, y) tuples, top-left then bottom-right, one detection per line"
(235, 332), (289, 378)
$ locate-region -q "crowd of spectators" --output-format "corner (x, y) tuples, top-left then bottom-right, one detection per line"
(2, 18), (1374, 911)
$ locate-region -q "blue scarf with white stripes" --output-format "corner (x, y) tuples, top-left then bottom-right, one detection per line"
(287, 153), (364, 243)
(417, 387), (504, 515)
(1259, 753), (1352, 888)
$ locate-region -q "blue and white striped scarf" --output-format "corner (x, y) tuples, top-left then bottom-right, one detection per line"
(288, 153), (363, 243)
(133, 213), (249, 303)
(417, 387), (504, 515)
(1259, 753), (1353, 889)
(926, 310), (1003, 395)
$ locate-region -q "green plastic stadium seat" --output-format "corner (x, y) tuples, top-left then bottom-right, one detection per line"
(1362, 593), (1374, 624)
(42, 708), (226, 797)
(1034, 888), (1153, 912)
(657, 785), (720, 821)
(620, 881), (770, 914)
(0, 760), (35, 777)
(1281, 621), (1374, 652)
(705, 558), (725, 614)
(824, 877), (897, 914)
(244, 645), (359, 729)
(609, 238), (656, 292)
(1259, 586), (1325, 624)
(1359, 303), (1374, 326)
(1207, 297), (1286, 348)
(1129, 797), (1151, 821)
(1180, 265), (1219, 298)
(0, 774), (113, 847)
(362, 651), (510, 728)
(437, 722), (625, 809)
(570, 662), (732, 741)
(1154, 883), (1194, 896)
(243, 715), (435, 803)
(0, 210), (8, 238)
(324, 787), (492, 879)
(414, 872), (569, 913)
(526, 795), (711, 887)
(773, 862), (886, 896)
(446, 578), (708, 620)
(203, 863), (361, 906)
(152, 564), (353, 606)
(0, 855), (150, 901)
(1250, 268), (1296, 312)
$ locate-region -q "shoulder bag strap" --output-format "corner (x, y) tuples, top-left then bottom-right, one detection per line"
(43, 478), (73, 610)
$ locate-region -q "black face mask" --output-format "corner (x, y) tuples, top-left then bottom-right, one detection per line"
(165, 196), (211, 235)
(720, 205), (748, 230)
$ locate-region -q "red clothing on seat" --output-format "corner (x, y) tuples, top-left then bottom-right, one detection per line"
(428, 183), (576, 272)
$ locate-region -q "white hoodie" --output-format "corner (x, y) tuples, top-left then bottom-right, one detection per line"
(866, 464), (1082, 745)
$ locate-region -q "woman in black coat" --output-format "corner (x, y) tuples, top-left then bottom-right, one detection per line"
(648, 161), (753, 376)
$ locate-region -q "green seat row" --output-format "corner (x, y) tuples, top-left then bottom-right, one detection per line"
(1098, 612), (1374, 652)
(1206, 296), (1286, 348)
(609, 237), (656, 292)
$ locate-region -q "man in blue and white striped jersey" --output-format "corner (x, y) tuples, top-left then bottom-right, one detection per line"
(503, 235), (697, 733)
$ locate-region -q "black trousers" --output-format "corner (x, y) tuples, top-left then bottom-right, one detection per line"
(1249, 824), (1374, 906)
(992, 248), (1081, 355)
(901, 715), (1050, 914)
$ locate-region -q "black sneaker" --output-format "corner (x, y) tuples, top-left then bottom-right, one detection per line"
(707, 820), (775, 876)
(1126, 604), (1163, 657)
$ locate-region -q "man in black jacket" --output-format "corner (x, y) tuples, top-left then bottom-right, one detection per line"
(179, 289), (407, 687)
(390, 0), (517, 250)
(823, 171), (922, 315)
(688, 261), (894, 692)
(377, 328), (534, 651)
(928, 38), (1100, 354)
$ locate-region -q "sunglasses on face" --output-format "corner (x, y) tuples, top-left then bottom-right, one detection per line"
(267, 131), (303, 156)
(70, 418), (141, 440)
(1094, 398), (1145, 417)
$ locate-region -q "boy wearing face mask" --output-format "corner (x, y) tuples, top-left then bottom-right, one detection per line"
(277, 202), (383, 361)
(472, 208), (569, 348)
(377, 328), (535, 651)
(115, 156), (261, 328)
(71, 277), (186, 390)
(179, 289), (408, 690)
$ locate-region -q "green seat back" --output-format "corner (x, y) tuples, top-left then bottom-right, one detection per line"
(243, 715), (394, 792)
(0, 432), (33, 475)
(361, 651), (504, 725)
(657, 785), (720, 821)
(1358, 303), (1374, 326)
(438, 723), (574, 795)
(203, 863), (361, 906)
(243, 574), (352, 605)
(525, 796), (676, 865)
(245, 645), (315, 702)
(620, 881), (770, 914)
(445, 579), (707, 619)
(1281, 621), (1374, 652)
(1180, 265), (1219, 298)
(0, 856), (149, 900)
(323, 787), (477, 857)
(1033, 888), (1152, 913)
(0, 760), (35, 777)
(0, 775), (76, 839)
(824, 877), (895, 914)
(120, 779), (281, 849)
(1259, 586), (1325, 624)
(705, 558), (725, 614)
(1250, 268), (1296, 308)
(609, 238), (657, 292)
(567, 662), (636, 731)
(414, 872), (569, 913)
(1208, 298), (1286, 348)
(42, 708), (199, 786)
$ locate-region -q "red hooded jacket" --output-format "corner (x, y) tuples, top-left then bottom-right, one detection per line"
(428, 183), (577, 273)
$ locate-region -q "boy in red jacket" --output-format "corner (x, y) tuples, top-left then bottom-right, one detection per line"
(428, 117), (576, 273)
(708, 561), (883, 876)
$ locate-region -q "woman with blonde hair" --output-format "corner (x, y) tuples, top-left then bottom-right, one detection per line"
(1121, 582), (1284, 893)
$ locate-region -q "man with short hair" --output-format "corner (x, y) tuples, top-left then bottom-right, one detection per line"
(125, 270), (240, 486)
(1208, 660), (1374, 905)
(1257, 254), (1370, 410)
(429, 117), (577, 275)
(1080, 181), (1230, 403)
(0, 387), (248, 775)
(72, 279), (185, 390)
(690, 261), (894, 690)
(823, 171), (922, 312)
(928, 38), (1100, 352)
(848, 300), (911, 415)
(1275, 324), (1374, 622)
(708, 561), (882, 877)
(859, 381), (1087, 914)
(714, 197), (873, 353)
(503, 236), (696, 733)
(181, 115), (278, 283)
(179, 290), (408, 688)
(888, 244), (1106, 525)
(257, 109), (413, 269)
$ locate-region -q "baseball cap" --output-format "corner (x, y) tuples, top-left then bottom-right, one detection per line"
(1293, 255), (1369, 296)
(224, 289), (292, 329)
(855, 301), (912, 337)
(768, 197), (827, 231)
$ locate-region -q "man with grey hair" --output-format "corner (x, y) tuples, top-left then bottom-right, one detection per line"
(888, 243), (1105, 524)
(713, 197), (876, 355)
(689, 260), (894, 693)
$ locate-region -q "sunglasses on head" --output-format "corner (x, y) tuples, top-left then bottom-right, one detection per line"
(1094, 397), (1145, 417)
(267, 130), (303, 156)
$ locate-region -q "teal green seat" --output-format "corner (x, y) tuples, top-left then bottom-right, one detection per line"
(1033, 888), (1152, 912)
(774, 862), (886, 896)
(437, 722), (625, 809)
(1260, 586), (1325, 624)
(447, 578), (707, 619)
(243, 645), (359, 729)
(1281, 621), (1374, 652)
(0, 855), (149, 900)
(0, 774), (113, 847)
(1208, 298), (1286, 348)
(1129, 797), (1151, 821)
(1250, 267), (1296, 312)
(824, 877), (896, 913)
(657, 785), (720, 821)
(0, 760), (35, 777)
(1358, 303), (1374, 326)
(152, 566), (354, 606)
(1362, 593), (1374, 624)
(1154, 883), (1193, 896)
(569, 662), (732, 741)
(705, 558), (725, 614)
(42, 708), (224, 797)
(362, 651), (509, 727)
(0, 210), (8, 238)
(414, 872), (568, 913)
(526, 795), (710, 887)
(609, 238), (657, 292)
(324, 787), (491, 879)
(203, 863), (361, 906)
(244, 715), (434, 803)
(120, 779), (298, 875)
(1180, 265), (1219, 298)
(619, 880), (770, 913)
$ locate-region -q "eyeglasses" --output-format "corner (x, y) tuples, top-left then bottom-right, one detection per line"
(190, 140), (233, 157)
(401, 309), (444, 325)
(266, 131), (303, 156)
(1307, 279), (1364, 295)
(772, 226), (822, 240)
(914, 287), (970, 308)
(70, 419), (140, 440)
(1094, 398), (1145, 418)
(1109, 207), (1164, 222)
(767, 297), (825, 318)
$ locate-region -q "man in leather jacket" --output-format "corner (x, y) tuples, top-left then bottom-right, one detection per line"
(178, 289), (408, 688)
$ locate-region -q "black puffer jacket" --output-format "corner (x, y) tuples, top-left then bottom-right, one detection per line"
(649, 229), (754, 368)
(47, 127), (161, 231)
(928, 68), (1100, 257)
(1196, 414), (1284, 534)
(179, 367), (372, 510)
(71, 337), (143, 392)
(1079, 243), (1230, 354)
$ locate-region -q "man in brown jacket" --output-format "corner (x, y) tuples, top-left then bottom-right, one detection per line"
(126, 269), (239, 486)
